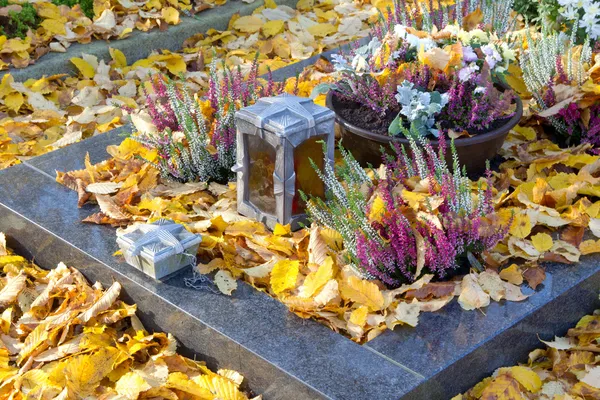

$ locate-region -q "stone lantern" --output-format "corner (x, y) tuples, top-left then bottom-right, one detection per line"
(233, 94), (335, 231)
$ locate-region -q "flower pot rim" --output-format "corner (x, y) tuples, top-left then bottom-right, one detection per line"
(326, 87), (523, 147)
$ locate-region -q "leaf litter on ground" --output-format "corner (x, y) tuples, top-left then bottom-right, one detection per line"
(0, 236), (259, 399)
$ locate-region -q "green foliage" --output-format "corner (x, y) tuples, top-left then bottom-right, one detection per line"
(1, 3), (40, 39)
(512, 0), (539, 22)
(51, 0), (95, 19)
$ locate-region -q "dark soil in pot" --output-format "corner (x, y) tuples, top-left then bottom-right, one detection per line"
(327, 89), (523, 176)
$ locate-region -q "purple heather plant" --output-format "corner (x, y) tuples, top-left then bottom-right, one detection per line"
(529, 53), (599, 148)
(131, 60), (282, 184)
(439, 73), (516, 133)
(324, 40), (407, 117)
(305, 124), (509, 287)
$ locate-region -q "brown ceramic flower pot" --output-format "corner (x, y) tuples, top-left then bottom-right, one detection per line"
(326, 89), (523, 175)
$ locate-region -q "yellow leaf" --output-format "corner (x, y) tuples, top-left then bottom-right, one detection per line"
(458, 274), (490, 311)
(214, 270), (238, 295)
(368, 195), (386, 222)
(4, 92), (24, 113)
(264, 0), (277, 8)
(109, 48), (127, 68)
(36, 2), (62, 19)
(300, 256), (334, 298)
(162, 7), (180, 24)
(70, 58), (96, 79)
(499, 264), (523, 285)
(296, 0), (314, 10)
(0, 74), (14, 98)
(40, 18), (66, 35)
(0, 255), (26, 266)
(506, 366), (542, 393)
(531, 233), (553, 253)
(65, 347), (120, 398)
(273, 223), (291, 236)
(308, 23), (337, 37)
(340, 276), (384, 311)
(3, 38), (30, 53)
(512, 125), (536, 141)
(509, 211), (532, 239)
(320, 228), (343, 251)
(147, 54), (187, 75)
(580, 239), (600, 255)
(262, 20), (285, 37)
(505, 64), (531, 99)
(233, 15), (264, 33)
(480, 374), (523, 400)
(270, 260), (299, 295)
(116, 371), (151, 399)
(419, 47), (451, 71)
(349, 306), (368, 327)
(167, 372), (214, 398)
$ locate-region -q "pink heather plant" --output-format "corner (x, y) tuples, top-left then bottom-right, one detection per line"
(530, 56), (600, 148)
(305, 125), (509, 287)
(131, 60), (282, 184)
(439, 70), (516, 133)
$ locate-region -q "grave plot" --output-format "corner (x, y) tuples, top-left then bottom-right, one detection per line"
(0, 0), (376, 169)
(0, 230), (261, 399)
(1, 0), (600, 398)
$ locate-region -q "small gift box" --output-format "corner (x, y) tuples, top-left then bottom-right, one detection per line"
(116, 219), (202, 280)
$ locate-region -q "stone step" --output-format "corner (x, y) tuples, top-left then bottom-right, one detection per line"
(1, 0), (298, 82)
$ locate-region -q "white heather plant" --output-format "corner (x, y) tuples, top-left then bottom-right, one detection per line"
(521, 27), (592, 95)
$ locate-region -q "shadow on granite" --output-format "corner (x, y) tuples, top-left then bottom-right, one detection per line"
(0, 164), (420, 400)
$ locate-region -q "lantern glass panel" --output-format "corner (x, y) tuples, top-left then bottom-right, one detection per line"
(292, 135), (326, 215)
(247, 134), (277, 215)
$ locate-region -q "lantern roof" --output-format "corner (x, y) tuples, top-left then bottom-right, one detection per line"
(236, 93), (334, 136)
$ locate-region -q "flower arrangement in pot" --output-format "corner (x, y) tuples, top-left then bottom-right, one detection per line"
(520, 27), (600, 151)
(302, 127), (510, 287)
(319, 10), (523, 174)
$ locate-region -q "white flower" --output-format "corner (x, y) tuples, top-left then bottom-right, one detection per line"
(474, 86), (487, 95)
(590, 21), (600, 39)
(481, 44), (503, 70)
(458, 29), (490, 45)
(588, 3), (600, 14)
(393, 24), (436, 51)
(561, 6), (579, 20)
(462, 45), (478, 63)
(458, 63), (479, 82)
(500, 43), (516, 63)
